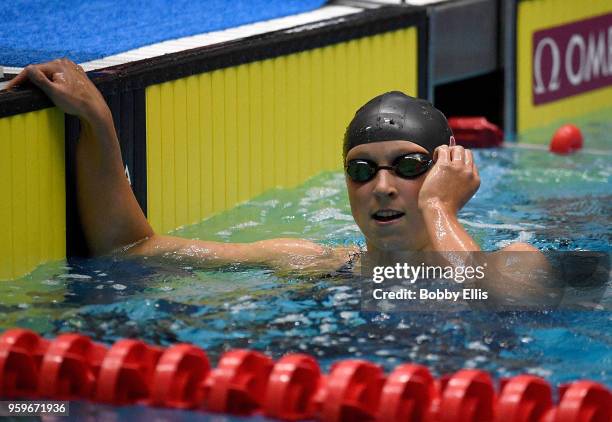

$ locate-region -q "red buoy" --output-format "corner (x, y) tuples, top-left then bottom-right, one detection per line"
(549, 124), (583, 154)
(447, 117), (503, 148)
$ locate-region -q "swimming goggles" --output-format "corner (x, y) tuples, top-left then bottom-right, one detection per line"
(345, 153), (433, 183)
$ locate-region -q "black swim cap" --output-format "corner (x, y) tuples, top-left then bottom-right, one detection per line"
(343, 91), (452, 159)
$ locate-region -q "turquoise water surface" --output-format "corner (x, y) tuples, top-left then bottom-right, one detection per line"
(0, 118), (610, 420)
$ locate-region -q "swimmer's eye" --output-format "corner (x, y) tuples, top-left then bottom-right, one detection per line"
(392, 153), (432, 178)
(345, 153), (432, 183)
(346, 159), (378, 182)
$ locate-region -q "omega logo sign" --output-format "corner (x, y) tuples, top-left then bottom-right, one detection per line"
(532, 13), (612, 105)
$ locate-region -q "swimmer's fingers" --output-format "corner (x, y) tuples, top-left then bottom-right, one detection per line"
(4, 68), (30, 90)
(450, 145), (465, 163)
(6, 59), (81, 90)
(6, 63), (61, 97)
(27, 66), (62, 98)
(433, 145), (449, 164)
(466, 149), (480, 188)
(465, 149), (475, 169)
(466, 149), (478, 173)
(8, 59), (108, 120)
(465, 149), (479, 174)
(4, 64), (51, 90)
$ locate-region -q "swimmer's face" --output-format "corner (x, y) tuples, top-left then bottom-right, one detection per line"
(345, 140), (430, 252)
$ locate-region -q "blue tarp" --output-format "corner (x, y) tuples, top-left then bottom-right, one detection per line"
(0, 0), (327, 67)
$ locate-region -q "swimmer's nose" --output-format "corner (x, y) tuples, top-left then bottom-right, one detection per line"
(372, 169), (398, 199)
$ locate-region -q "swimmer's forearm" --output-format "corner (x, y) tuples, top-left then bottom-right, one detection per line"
(6, 59), (154, 255)
(77, 108), (154, 255)
(420, 200), (480, 252)
(125, 235), (350, 274)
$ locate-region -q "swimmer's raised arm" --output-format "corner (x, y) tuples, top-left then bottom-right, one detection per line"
(416, 143), (539, 255)
(7, 59), (154, 255)
(416, 143), (550, 301)
(8, 59), (353, 273)
(418, 144), (482, 252)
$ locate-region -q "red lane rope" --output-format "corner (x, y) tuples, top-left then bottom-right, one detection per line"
(0, 328), (610, 421)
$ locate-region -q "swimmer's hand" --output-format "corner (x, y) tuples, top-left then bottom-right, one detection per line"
(6, 58), (108, 122)
(9, 59), (149, 255)
(417, 145), (480, 215)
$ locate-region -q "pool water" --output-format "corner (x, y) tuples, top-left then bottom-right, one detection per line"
(0, 119), (610, 419)
(2, 148), (610, 370)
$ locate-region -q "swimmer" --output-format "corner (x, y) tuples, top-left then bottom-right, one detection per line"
(7, 59), (546, 283)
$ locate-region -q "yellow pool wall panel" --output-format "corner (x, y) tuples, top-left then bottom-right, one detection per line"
(146, 27), (419, 234)
(0, 108), (66, 280)
(517, 0), (612, 136)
